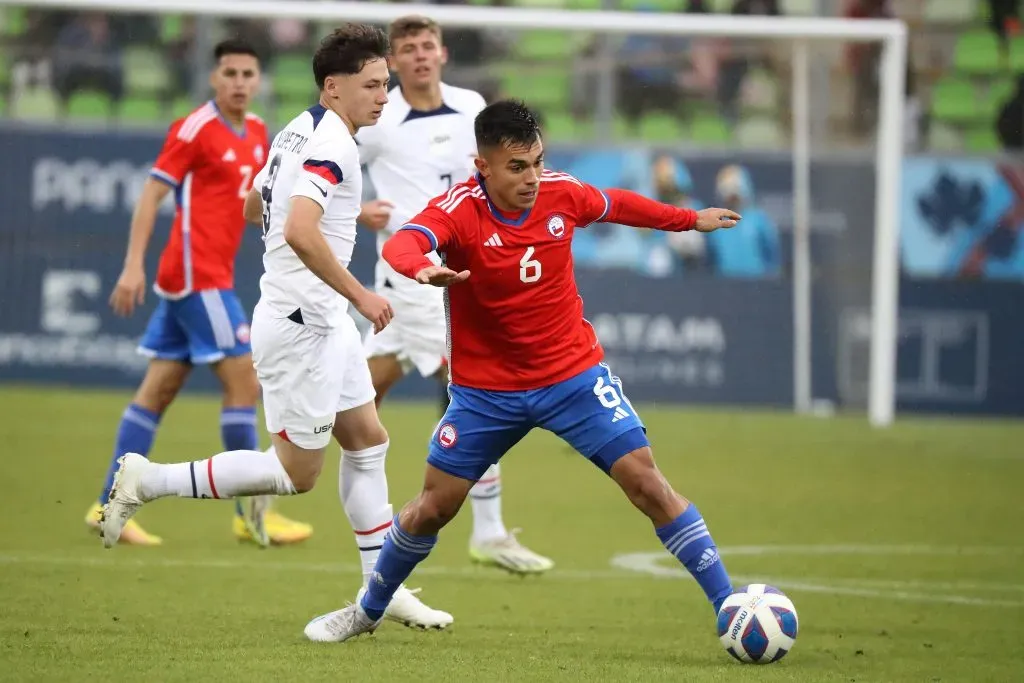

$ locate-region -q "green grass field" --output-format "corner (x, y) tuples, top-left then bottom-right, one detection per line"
(1, 385), (1022, 682)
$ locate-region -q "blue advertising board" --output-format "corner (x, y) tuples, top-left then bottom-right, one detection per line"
(0, 124), (1020, 416)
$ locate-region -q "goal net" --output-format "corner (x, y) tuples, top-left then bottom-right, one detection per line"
(0, 0), (906, 425)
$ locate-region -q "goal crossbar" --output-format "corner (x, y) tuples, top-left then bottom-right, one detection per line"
(1, 0), (908, 428)
(1, 0), (905, 43)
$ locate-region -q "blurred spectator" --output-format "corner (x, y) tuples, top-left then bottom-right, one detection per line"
(615, 5), (691, 125)
(652, 155), (709, 274)
(996, 73), (1024, 149)
(717, 0), (781, 127)
(705, 165), (781, 277)
(988, 0), (1021, 57)
(52, 13), (124, 102)
(844, 0), (891, 137)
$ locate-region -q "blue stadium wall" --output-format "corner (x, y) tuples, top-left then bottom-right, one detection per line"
(0, 123), (1021, 416)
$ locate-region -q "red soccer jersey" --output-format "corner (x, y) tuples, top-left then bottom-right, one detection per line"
(149, 101), (268, 298)
(399, 170), (613, 391)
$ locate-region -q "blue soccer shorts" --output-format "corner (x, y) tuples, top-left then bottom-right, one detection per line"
(427, 362), (650, 481)
(138, 289), (251, 364)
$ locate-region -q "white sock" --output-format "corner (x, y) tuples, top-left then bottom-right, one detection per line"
(470, 463), (508, 544)
(339, 441), (393, 586)
(139, 449), (297, 501)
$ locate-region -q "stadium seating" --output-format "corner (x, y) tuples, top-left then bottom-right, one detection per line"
(0, 2), (1013, 153)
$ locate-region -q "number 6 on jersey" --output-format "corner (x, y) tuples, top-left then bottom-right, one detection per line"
(519, 246), (542, 284)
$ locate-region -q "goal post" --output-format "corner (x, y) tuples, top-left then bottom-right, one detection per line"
(1, 0), (907, 427)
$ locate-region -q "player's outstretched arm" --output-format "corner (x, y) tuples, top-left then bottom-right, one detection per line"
(602, 188), (741, 233)
(283, 196), (394, 333)
(381, 229), (469, 287)
(110, 177), (173, 317)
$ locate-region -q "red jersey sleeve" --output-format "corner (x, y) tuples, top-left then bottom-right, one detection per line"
(574, 181), (613, 226)
(401, 197), (462, 252)
(150, 120), (199, 187)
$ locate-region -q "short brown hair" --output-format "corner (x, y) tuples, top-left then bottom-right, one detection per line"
(388, 15), (442, 46)
(313, 23), (389, 89)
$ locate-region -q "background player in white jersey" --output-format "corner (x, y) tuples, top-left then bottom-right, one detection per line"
(356, 15), (554, 575)
(99, 24), (451, 631)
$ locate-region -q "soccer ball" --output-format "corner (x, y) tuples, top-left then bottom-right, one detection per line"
(717, 584), (799, 664)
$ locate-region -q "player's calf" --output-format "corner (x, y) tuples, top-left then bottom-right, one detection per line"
(610, 446), (686, 526)
(333, 400), (393, 586)
(400, 465), (473, 536)
(359, 464), (472, 620)
(609, 445), (734, 615)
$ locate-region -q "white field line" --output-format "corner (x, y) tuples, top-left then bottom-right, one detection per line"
(0, 546), (1022, 608)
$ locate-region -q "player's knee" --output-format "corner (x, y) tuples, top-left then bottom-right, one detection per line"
(276, 450), (324, 494)
(219, 359), (260, 405)
(135, 362), (189, 412)
(284, 464), (320, 494)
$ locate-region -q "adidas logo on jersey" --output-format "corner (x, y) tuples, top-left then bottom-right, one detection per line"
(222, 148), (237, 162)
(611, 406), (630, 422)
(484, 233), (504, 247)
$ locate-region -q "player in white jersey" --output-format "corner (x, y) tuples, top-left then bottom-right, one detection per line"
(98, 25), (452, 633)
(355, 16), (554, 575)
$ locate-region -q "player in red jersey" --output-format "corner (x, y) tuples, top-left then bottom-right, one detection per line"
(85, 39), (311, 547)
(302, 100), (744, 641)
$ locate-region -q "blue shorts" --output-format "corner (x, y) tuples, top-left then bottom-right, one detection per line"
(138, 289), (251, 364)
(428, 362), (649, 481)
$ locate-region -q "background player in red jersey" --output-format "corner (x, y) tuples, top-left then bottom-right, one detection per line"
(85, 39), (311, 547)
(303, 100), (744, 640)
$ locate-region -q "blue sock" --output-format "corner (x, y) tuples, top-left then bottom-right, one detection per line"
(360, 517), (438, 621)
(656, 504), (733, 614)
(99, 404), (161, 504)
(221, 406), (258, 516)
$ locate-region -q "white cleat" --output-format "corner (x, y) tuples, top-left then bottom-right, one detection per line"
(356, 585), (454, 630)
(469, 529), (555, 575)
(100, 453), (151, 549)
(304, 602), (382, 643)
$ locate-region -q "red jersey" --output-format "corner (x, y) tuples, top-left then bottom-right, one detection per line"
(386, 170), (697, 391)
(149, 101), (269, 298)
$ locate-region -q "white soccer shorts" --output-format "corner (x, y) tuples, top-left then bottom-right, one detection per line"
(251, 301), (376, 450)
(364, 281), (447, 378)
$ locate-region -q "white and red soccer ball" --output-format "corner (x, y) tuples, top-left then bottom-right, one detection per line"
(717, 584), (799, 664)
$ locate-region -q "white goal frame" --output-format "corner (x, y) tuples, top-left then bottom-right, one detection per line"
(5, 0), (908, 427)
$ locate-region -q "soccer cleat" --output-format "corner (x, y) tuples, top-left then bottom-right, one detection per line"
(304, 602), (382, 643)
(99, 453), (151, 549)
(356, 585), (454, 630)
(232, 504), (314, 546)
(84, 502), (162, 546)
(469, 529), (555, 575)
(234, 495), (270, 548)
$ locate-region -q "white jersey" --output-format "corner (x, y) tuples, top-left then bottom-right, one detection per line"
(356, 83), (485, 248)
(255, 104), (363, 328)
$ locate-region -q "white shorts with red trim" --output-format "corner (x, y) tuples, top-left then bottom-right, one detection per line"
(251, 301), (375, 450)
(363, 285), (447, 378)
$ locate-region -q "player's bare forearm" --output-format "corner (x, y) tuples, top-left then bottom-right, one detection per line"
(243, 189), (263, 226)
(284, 198), (368, 304)
(124, 178), (171, 267)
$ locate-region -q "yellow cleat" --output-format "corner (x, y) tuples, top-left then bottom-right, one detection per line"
(233, 503), (313, 546)
(84, 502), (163, 546)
